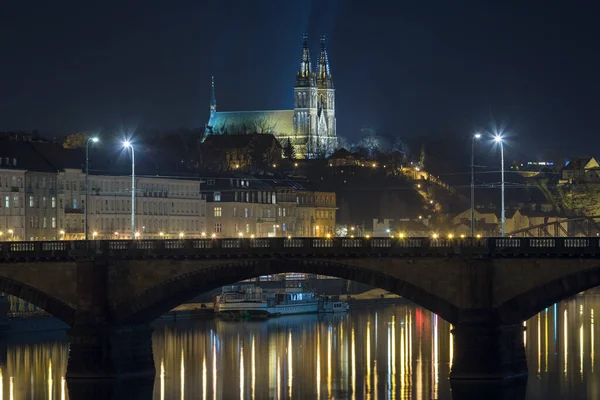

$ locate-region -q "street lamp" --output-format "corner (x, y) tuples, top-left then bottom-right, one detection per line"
(85, 136), (99, 240)
(471, 133), (481, 237)
(122, 141), (135, 240)
(92, 231), (98, 239)
(494, 135), (505, 237)
(8, 229), (14, 240)
(59, 230), (65, 240)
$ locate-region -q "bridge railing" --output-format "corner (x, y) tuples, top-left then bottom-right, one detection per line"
(2, 237), (600, 260)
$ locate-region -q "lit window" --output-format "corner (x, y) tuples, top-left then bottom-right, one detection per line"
(214, 192), (221, 202)
(29, 196), (34, 208)
(73, 199), (78, 209)
(214, 207), (222, 217)
(5, 196), (9, 208)
(51, 217), (56, 228)
(244, 208), (249, 218)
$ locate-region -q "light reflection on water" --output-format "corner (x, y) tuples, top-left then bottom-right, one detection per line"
(0, 293), (600, 398)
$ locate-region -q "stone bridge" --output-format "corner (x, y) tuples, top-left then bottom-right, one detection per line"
(2, 236), (600, 381)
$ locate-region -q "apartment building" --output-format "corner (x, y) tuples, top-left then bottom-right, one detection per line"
(57, 169), (206, 239)
(203, 175), (336, 237)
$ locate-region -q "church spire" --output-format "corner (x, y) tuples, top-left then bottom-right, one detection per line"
(317, 35), (334, 89)
(210, 76), (217, 115)
(295, 33), (315, 87)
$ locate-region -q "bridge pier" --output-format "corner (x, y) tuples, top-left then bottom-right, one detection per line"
(450, 311), (527, 380)
(66, 323), (155, 380)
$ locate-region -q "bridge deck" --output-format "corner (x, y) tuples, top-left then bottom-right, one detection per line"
(1, 237), (600, 260)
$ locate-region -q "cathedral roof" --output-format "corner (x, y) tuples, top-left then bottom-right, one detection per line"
(209, 110), (294, 136)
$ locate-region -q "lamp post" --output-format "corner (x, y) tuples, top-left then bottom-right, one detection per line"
(470, 133), (481, 237)
(123, 141), (135, 240)
(85, 137), (99, 240)
(494, 135), (505, 237)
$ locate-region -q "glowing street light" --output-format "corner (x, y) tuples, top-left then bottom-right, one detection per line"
(135, 231), (140, 238)
(211, 233), (217, 239)
(122, 140), (135, 239)
(85, 136), (99, 240)
(398, 233), (405, 239)
(250, 234), (255, 239)
(471, 133), (481, 238)
(365, 234), (371, 239)
(432, 233), (439, 239)
(159, 232), (164, 237)
(201, 232), (206, 237)
(447, 233), (454, 239)
(59, 230), (64, 240)
(238, 232), (244, 238)
(92, 231), (98, 239)
(326, 233), (331, 239)
(494, 135), (505, 236)
(179, 232), (185, 238)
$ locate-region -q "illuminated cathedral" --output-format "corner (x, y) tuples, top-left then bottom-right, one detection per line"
(206, 34), (337, 158)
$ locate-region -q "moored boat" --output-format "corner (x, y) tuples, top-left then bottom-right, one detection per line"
(214, 285), (319, 319)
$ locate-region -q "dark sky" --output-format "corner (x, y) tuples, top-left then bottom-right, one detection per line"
(1, 0), (599, 157)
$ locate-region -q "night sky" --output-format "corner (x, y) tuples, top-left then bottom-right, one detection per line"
(1, 0), (599, 157)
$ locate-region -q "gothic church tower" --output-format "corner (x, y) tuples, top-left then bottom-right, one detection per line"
(316, 35), (337, 154)
(293, 33), (336, 157)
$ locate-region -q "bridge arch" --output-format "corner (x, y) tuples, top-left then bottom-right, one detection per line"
(0, 276), (75, 325)
(497, 264), (600, 323)
(113, 258), (460, 325)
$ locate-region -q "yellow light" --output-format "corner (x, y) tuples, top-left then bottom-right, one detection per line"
(429, 200), (434, 204)
(350, 227), (355, 231)
(201, 232), (206, 237)
(417, 184), (421, 188)
(294, 163), (298, 167)
(59, 230), (64, 235)
(250, 234), (255, 239)
(287, 235), (292, 239)
(135, 231), (140, 237)
(159, 232), (164, 237)
(114, 231), (119, 236)
(238, 232), (244, 238)
(390, 234), (395, 238)
(235, 164), (240, 169)
(272, 164), (276, 168)
(398, 233), (405, 239)
(211, 233), (217, 238)
(179, 232), (185, 238)
(460, 234), (466, 239)
(447, 233), (454, 239)
(365, 234), (370, 239)
(418, 215), (422, 219)
(92, 231), (98, 237)
(0, 231), (3, 236)
(432, 233), (439, 239)
(326, 233), (331, 239)
(476, 234), (482, 239)
(350, 235), (354, 238)
(372, 163), (376, 168)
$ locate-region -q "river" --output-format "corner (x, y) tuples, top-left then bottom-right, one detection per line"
(1, 292), (599, 399)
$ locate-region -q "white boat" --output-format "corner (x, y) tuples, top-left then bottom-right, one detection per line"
(214, 285), (319, 319)
(318, 295), (350, 313)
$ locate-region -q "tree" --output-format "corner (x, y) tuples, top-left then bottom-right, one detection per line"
(359, 135), (380, 159)
(63, 132), (92, 149)
(283, 138), (296, 159)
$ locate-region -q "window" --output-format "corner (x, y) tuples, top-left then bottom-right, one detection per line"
(246, 223), (250, 233)
(272, 193), (276, 204)
(244, 208), (249, 218)
(207, 179), (215, 186)
(51, 197), (56, 208)
(214, 223), (222, 233)
(214, 207), (222, 217)
(5, 196), (9, 208)
(282, 223), (287, 232)
(13, 196), (18, 208)
(29, 196), (34, 208)
(283, 208), (286, 217)
(214, 192), (221, 202)
(73, 199), (78, 209)
(51, 217), (56, 228)
(266, 208), (271, 218)
(43, 217), (47, 228)
(278, 208), (282, 217)
(42, 197), (47, 208)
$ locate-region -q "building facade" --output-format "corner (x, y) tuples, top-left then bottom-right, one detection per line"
(57, 169), (206, 240)
(203, 176), (336, 238)
(206, 34), (337, 158)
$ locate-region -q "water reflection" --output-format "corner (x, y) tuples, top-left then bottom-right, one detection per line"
(2, 293), (600, 398)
